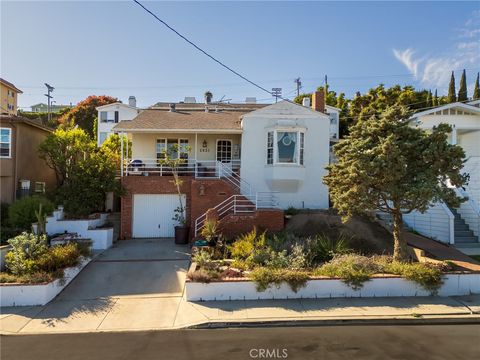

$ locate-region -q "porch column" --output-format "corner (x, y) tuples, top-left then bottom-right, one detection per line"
(195, 132), (198, 160)
(120, 132), (124, 177)
(451, 126), (457, 145)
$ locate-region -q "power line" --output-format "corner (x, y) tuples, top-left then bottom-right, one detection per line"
(132, 0), (276, 98)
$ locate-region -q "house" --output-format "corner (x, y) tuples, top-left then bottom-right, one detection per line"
(96, 96), (140, 146)
(401, 100), (480, 250)
(0, 115), (57, 204)
(112, 92), (332, 240)
(0, 78), (23, 116)
(30, 103), (71, 113)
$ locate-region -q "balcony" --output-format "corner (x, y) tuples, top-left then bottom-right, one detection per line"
(122, 158), (241, 179)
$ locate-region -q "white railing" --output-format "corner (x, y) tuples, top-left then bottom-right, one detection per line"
(122, 158), (241, 178)
(455, 187), (480, 238)
(402, 202), (455, 244)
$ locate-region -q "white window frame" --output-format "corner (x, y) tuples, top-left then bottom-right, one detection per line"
(34, 182), (46, 193)
(216, 139), (233, 163)
(266, 129), (305, 166)
(0, 127), (12, 158)
(156, 138), (189, 159)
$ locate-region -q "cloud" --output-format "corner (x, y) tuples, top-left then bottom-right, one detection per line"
(393, 10), (479, 91)
(393, 48), (420, 77)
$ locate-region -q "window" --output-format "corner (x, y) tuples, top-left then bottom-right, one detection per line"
(35, 182), (46, 193)
(0, 128), (11, 157)
(277, 132), (297, 163)
(100, 111), (115, 122)
(156, 139), (188, 159)
(99, 132), (108, 145)
(266, 132), (274, 165)
(216, 140), (232, 162)
(299, 132), (304, 165)
(266, 130), (305, 166)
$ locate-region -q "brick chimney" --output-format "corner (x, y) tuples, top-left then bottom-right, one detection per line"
(311, 91), (325, 113)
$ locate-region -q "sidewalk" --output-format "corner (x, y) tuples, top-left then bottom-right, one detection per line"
(1, 295), (479, 334)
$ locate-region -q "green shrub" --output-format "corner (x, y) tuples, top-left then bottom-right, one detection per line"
(266, 231), (302, 253)
(192, 248), (213, 268)
(314, 254), (380, 290)
(8, 196), (55, 231)
(5, 233), (48, 275)
(265, 250), (289, 269)
(250, 267), (309, 292)
(230, 228), (266, 260)
(287, 244), (307, 270)
(378, 258), (444, 293)
(37, 243), (81, 272)
(285, 206), (300, 216)
(306, 233), (352, 266)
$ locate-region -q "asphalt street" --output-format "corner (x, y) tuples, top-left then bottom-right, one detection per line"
(1, 324), (479, 360)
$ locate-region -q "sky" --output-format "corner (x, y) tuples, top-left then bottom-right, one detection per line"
(1, 1), (479, 110)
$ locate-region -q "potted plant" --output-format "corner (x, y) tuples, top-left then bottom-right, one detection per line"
(158, 144), (191, 244)
(200, 219), (219, 246)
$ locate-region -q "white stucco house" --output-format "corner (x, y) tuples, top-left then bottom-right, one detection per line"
(402, 100), (480, 252)
(96, 96), (140, 146)
(112, 92), (332, 240)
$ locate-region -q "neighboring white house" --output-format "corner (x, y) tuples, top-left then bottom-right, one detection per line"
(112, 93), (332, 239)
(402, 100), (480, 250)
(96, 96), (140, 146)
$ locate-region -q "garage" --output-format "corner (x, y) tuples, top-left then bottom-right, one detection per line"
(132, 194), (186, 238)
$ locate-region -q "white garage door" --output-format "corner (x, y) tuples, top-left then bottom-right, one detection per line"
(132, 194), (186, 238)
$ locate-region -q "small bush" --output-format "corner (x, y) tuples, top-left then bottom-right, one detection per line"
(250, 267), (309, 292)
(287, 244), (307, 270)
(314, 254), (380, 290)
(6, 233), (48, 275)
(285, 206), (300, 216)
(8, 196), (55, 231)
(192, 248), (213, 268)
(265, 250), (289, 269)
(306, 233), (352, 266)
(37, 243), (81, 272)
(230, 228), (266, 260)
(187, 268), (221, 283)
(0, 271), (56, 284)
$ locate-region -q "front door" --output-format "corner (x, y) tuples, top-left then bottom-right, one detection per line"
(216, 140), (232, 163)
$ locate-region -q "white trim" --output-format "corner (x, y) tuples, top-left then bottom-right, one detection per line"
(96, 102), (138, 111)
(215, 139), (233, 162)
(440, 203), (456, 244)
(0, 127), (12, 158)
(267, 129), (305, 166)
(410, 102), (480, 119)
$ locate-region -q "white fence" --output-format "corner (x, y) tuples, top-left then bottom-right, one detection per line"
(402, 202), (454, 244)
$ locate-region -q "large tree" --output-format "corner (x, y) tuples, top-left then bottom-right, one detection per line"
(473, 73), (480, 100)
(458, 69), (468, 102)
(324, 105), (467, 261)
(59, 95), (117, 138)
(447, 71), (456, 103)
(39, 128), (120, 216)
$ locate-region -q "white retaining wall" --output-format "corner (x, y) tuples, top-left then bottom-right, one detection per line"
(44, 208), (113, 250)
(0, 258), (91, 307)
(403, 202), (454, 244)
(186, 274), (480, 301)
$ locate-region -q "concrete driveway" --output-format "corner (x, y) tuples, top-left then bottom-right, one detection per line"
(1, 239), (192, 333)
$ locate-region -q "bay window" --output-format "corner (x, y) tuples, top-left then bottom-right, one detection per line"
(266, 130), (305, 166)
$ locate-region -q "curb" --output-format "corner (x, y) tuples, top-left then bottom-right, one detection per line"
(187, 315), (480, 329)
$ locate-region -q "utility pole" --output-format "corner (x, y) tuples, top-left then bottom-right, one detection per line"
(271, 88), (282, 103)
(44, 83), (54, 124)
(294, 77), (302, 97)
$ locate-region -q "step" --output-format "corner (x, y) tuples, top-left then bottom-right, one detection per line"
(454, 223), (470, 230)
(454, 230), (475, 237)
(454, 237), (479, 243)
(454, 242), (480, 248)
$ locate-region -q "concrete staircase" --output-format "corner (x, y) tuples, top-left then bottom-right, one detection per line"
(451, 208), (479, 244)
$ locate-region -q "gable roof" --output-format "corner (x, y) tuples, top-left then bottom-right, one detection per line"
(0, 78), (23, 94)
(410, 102), (480, 119)
(0, 115), (53, 133)
(242, 100), (330, 119)
(96, 102), (138, 111)
(112, 108), (248, 133)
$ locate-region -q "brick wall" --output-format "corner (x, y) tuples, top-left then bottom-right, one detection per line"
(120, 176), (285, 241)
(120, 176), (193, 239)
(218, 209), (285, 239)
